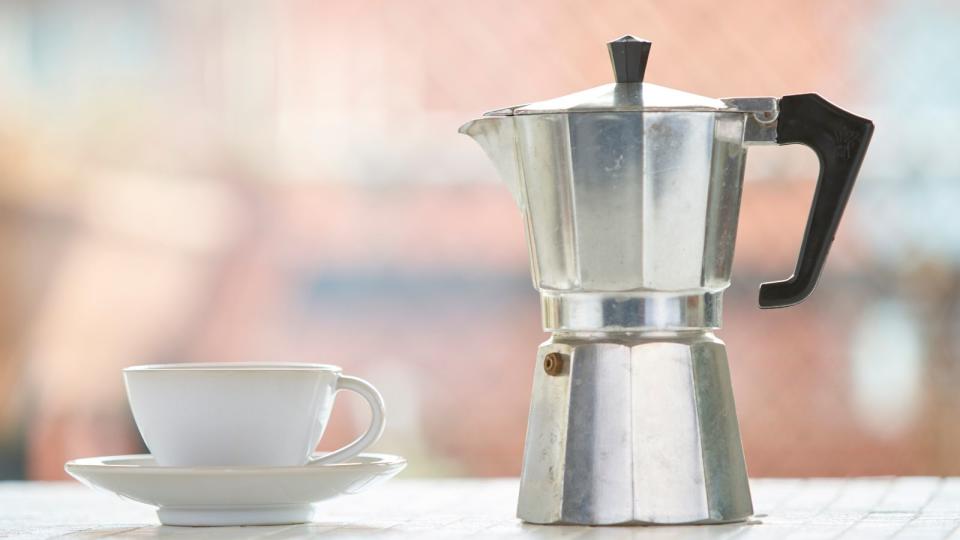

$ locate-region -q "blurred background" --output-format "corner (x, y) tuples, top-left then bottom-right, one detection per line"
(0, 0), (958, 480)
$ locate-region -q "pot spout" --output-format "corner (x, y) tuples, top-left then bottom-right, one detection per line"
(458, 116), (523, 206)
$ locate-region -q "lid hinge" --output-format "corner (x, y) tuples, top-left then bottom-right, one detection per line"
(722, 97), (780, 144)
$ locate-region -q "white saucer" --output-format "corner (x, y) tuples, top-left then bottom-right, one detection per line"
(65, 453), (406, 526)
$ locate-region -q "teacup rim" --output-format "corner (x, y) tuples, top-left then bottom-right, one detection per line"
(124, 362), (343, 373)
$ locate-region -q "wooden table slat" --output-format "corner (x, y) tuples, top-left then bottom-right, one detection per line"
(3, 479), (960, 539)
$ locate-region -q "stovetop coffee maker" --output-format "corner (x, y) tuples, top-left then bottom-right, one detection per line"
(460, 36), (873, 525)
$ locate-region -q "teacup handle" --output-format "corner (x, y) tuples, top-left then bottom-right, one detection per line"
(308, 375), (386, 466)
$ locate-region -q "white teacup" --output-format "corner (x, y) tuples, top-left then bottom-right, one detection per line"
(124, 363), (385, 467)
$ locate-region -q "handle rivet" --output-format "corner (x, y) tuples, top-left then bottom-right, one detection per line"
(544, 352), (564, 376)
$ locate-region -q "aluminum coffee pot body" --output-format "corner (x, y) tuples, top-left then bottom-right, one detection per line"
(460, 37), (873, 316)
(461, 111), (749, 297)
(459, 36), (874, 526)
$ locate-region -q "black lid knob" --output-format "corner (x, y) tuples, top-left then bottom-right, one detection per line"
(607, 35), (651, 83)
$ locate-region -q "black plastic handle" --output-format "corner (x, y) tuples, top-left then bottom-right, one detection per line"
(759, 94), (874, 309)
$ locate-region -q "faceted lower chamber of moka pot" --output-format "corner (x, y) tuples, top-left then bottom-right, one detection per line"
(460, 35), (873, 525)
(519, 334), (753, 525)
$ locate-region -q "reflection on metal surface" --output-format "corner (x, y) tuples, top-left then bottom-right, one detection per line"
(541, 291), (722, 331)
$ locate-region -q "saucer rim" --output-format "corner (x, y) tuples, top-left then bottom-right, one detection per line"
(65, 452), (406, 475)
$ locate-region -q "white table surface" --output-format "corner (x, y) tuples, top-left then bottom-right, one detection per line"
(2, 477), (960, 539)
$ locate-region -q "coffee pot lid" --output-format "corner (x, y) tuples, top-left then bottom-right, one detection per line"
(490, 36), (733, 115)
